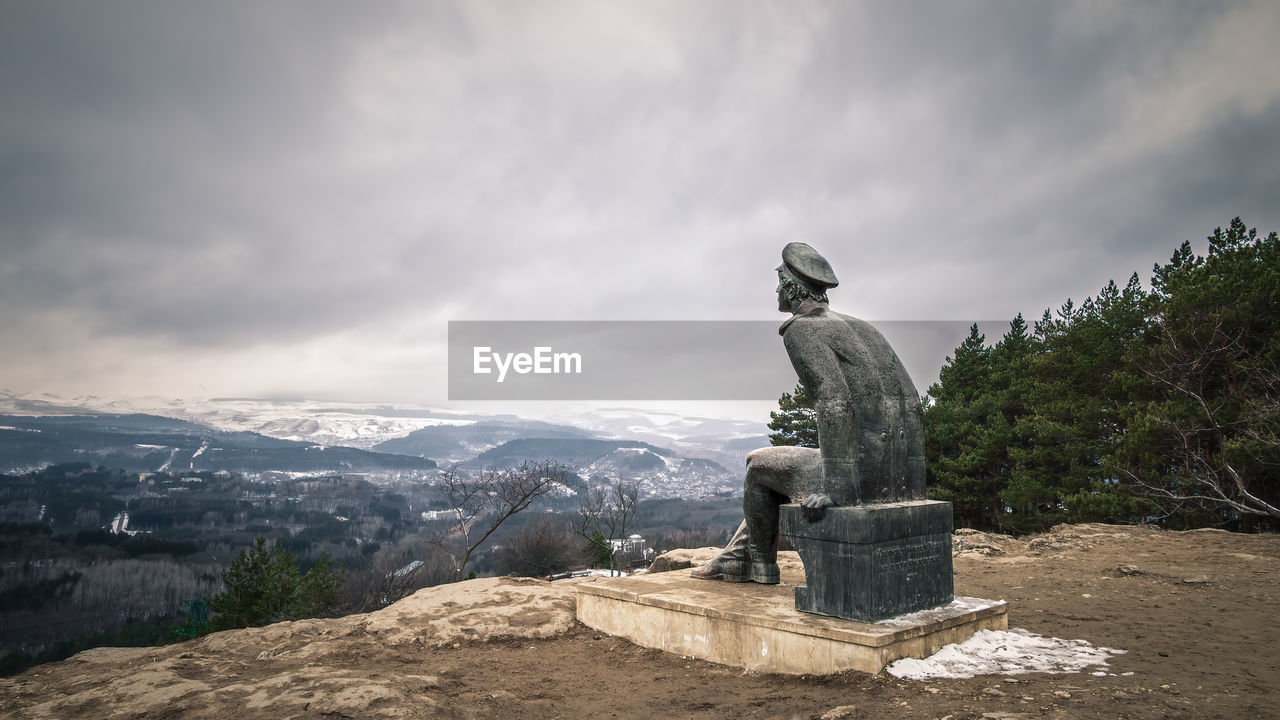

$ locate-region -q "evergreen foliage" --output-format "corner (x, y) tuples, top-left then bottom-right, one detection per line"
(171, 598), (209, 640)
(768, 383), (818, 448)
(915, 218), (1278, 532)
(924, 324), (1002, 528)
(585, 530), (613, 569)
(1018, 276), (1149, 530)
(207, 537), (342, 631)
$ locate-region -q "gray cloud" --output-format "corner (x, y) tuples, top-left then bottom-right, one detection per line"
(1, 0), (1278, 403)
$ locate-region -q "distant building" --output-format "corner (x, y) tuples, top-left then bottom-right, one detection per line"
(421, 508), (462, 522)
(609, 534), (655, 570)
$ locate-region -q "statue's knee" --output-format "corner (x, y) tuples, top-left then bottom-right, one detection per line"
(743, 468), (770, 498)
(745, 450), (775, 487)
(745, 447), (773, 470)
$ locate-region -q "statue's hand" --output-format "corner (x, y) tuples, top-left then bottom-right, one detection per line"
(800, 493), (835, 522)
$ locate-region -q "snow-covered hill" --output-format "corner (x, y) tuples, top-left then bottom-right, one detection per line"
(0, 393), (768, 463)
(0, 392), (769, 496)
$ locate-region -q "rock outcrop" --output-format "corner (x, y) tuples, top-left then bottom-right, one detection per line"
(0, 577), (575, 720)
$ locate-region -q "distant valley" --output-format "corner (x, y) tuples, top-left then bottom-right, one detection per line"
(0, 393), (768, 499)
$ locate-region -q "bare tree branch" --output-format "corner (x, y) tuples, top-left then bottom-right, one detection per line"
(573, 477), (643, 575)
(341, 536), (455, 611)
(1123, 316), (1280, 521)
(431, 461), (565, 581)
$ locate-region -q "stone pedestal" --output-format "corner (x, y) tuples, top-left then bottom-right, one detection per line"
(575, 568), (1005, 675)
(779, 500), (954, 622)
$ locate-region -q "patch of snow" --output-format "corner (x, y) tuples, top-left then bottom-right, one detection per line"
(547, 481), (578, 498)
(886, 628), (1125, 679)
(393, 560), (423, 578)
(34, 394), (481, 449)
(108, 512), (130, 534)
(133, 444), (167, 449)
(875, 596), (1003, 629)
(0, 425), (40, 432)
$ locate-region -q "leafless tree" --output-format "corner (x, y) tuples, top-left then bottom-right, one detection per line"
(495, 517), (583, 578)
(431, 461), (565, 581)
(573, 477), (643, 575)
(1122, 317), (1280, 521)
(339, 536), (455, 612)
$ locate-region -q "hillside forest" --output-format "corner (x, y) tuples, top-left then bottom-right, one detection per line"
(0, 462), (738, 675)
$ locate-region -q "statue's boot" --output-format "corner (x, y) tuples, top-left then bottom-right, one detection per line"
(690, 557), (779, 583)
(689, 555), (751, 582)
(690, 521), (779, 584)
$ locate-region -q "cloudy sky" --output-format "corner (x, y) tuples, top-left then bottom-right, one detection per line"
(2, 1), (1278, 412)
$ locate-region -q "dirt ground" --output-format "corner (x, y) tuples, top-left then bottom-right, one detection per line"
(2, 523), (1278, 719)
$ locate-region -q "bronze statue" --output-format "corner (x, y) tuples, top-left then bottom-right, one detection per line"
(692, 242), (926, 584)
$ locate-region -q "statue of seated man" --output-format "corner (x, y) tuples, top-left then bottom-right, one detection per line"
(692, 242), (926, 584)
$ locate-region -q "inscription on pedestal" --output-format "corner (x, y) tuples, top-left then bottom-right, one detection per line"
(875, 539), (949, 572)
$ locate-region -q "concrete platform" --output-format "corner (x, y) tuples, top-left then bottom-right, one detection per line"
(575, 569), (1006, 675)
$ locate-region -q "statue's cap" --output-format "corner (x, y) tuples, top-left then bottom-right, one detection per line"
(780, 242), (838, 289)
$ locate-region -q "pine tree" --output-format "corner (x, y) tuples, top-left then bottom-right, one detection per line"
(985, 314), (1041, 532)
(999, 276), (1150, 532)
(208, 537), (342, 631)
(925, 324), (1006, 528)
(768, 383), (818, 448)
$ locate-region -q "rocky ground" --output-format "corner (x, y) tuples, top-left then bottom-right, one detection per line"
(1, 523), (1277, 719)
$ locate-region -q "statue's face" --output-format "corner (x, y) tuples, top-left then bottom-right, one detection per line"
(776, 275), (792, 313)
